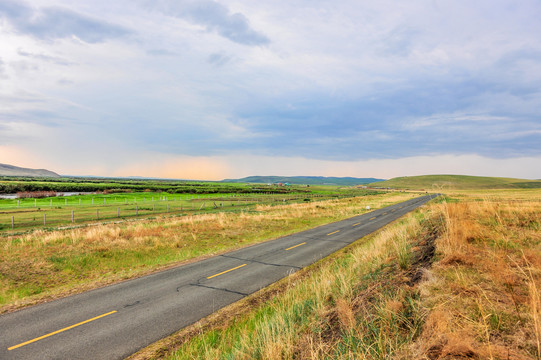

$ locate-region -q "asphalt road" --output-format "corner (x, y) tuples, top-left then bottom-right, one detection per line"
(0, 194), (439, 360)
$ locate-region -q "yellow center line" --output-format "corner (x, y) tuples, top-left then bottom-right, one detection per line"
(369, 217), (376, 220)
(382, 212), (387, 215)
(352, 222), (361, 227)
(285, 242), (306, 251)
(8, 310), (117, 351)
(327, 230), (340, 236)
(207, 264), (247, 279)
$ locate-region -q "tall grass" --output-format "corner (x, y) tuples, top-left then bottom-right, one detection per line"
(162, 203), (436, 360)
(412, 198), (541, 359)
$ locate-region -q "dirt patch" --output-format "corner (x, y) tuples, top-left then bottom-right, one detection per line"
(406, 227), (438, 286)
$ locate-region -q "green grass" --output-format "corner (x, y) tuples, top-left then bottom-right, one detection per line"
(370, 174), (541, 190)
(0, 192), (354, 233)
(0, 177), (380, 232)
(0, 176), (279, 194)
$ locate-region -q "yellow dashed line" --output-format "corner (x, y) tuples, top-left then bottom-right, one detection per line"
(285, 242), (306, 251)
(8, 311), (117, 351)
(207, 264), (247, 279)
(327, 230), (340, 236)
(352, 222), (361, 227)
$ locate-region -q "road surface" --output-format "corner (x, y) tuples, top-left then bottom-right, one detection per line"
(0, 194), (439, 359)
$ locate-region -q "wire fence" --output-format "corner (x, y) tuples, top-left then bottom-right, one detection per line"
(0, 193), (341, 232)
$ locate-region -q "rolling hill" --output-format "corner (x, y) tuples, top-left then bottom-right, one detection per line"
(369, 174), (541, 190)
(0, 163), (60, 177)
(222, 176), (385, 186)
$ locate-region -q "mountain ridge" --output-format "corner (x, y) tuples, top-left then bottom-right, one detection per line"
(369, 174), (541, 189)
(221, 176), (385, 186)
(0, 163), (60, 177)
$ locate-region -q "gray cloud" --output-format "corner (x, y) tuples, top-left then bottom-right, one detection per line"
(207, 52), (232, 66)
(185, 0), (269, 46)
(0, 0), (130, 43)
(17, 49), (74, 66)
(146, 49), (178, 57)
(142, 0), (269, 46)
(229, 72), (541, 161)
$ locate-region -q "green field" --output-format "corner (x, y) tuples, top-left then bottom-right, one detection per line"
(369, 174), (541, 190)
(0, 192), (359, 232)
(0, 176), (293, 194)
(0, 177), (378, 232)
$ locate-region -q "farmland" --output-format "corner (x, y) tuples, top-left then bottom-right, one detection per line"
(0, 177), (373, 232)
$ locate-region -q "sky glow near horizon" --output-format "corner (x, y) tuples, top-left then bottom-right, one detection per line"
(0, 0), (540, 180)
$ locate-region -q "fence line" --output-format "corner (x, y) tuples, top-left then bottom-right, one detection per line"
(1, 193), (355, 231)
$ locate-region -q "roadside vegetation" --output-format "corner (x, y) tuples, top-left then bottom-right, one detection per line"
(0, 191), (412, 313)
(137, 189), (540, 360)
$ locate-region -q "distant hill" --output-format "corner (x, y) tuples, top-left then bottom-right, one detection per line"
(0, 163), (60, 177)
(222, 176), (385, 186)
(369, 175), (541, 190)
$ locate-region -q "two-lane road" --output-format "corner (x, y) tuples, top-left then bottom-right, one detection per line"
(0, 194), (439, 359)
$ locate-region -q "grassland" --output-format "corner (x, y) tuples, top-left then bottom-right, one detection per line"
(133, 189), (541, 360)
(370, 174), (541, 190)
(0, 176), (374, 232)
(0, 191), (349, 232)
(0, 191), (412, 312)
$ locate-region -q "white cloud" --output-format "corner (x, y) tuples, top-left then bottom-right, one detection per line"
(0, 0), (540, 178)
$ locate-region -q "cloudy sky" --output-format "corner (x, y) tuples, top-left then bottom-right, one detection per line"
(1, 0), (540, 180)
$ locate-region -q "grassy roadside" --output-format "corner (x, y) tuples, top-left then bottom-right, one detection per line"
(0, 192), (414, 313)
(146, 191), (540, 360)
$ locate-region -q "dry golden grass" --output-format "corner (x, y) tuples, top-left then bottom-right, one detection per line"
(412, 196), (541, 360)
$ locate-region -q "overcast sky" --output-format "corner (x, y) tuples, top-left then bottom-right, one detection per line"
(1, 0), (540, 180)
